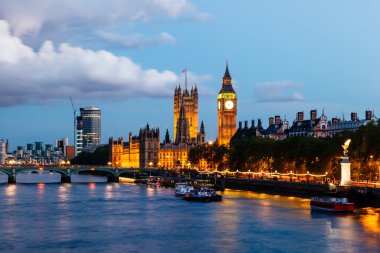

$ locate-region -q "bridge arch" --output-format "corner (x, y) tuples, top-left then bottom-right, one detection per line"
(0, 169), (11, 176)
(118, 168), (140, 177)
(47, 168), (69, 176)
(71, 167), (117, 176)
(15, 167), (44, 175)
(71, 167), (118, 182)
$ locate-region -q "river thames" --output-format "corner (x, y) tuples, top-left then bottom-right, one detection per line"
(0, 182), (379, 253)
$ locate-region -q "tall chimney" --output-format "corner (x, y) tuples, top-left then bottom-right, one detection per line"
(275, 115), (281, 125)
(269, 117), (274, 125)
(251, 120), (255, 128)
(332, 118), (340, 124)
(310, 109), (317, 121)
(366, 110), (372, 121)
(351, 112), (357, 121)
(238, 121), (242, 129)
(244, 120), (248, 129)
(258, 119), (262, 127)
(297, 112), (304, 122)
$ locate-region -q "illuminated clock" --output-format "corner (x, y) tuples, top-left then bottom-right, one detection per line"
(225, 100), (234, 110)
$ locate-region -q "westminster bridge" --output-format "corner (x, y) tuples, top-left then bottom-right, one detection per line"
(0, 166), (161, 183)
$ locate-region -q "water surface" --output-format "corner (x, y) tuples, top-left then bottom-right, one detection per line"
(0, 183), (379, 252)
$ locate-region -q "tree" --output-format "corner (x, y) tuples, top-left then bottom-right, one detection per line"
(71, 145), (109, 165)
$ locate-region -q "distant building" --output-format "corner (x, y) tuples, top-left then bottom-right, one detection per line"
(231, 120), (258, 142)
(109, 133), (140, 168)
(159, 123), (205, 169)
(160, 91), (206, 169)
(139, 124), (160, 168)
(174, 79), (198, 143)
(65, 146), (76, 160)
(260, 116), (290, 140)
(109, 124), (160, 168)
(328, 110), (377, 137)
(109, 76), (207, 169)
(76, 106), (101, 154)
(5, 139), (71, 165)
(287, 110), (328, 138)
(56, 138), (68, 156)
(0, 139), (6, 165)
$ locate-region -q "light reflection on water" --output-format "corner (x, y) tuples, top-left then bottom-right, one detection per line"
(0, 184), (379, 252)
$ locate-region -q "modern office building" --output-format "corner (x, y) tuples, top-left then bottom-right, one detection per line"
(76, 106), (101, 154)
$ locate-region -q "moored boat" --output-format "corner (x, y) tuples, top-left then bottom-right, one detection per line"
(182, 187), (222, 202)
(175, 182), (194, 197)
(310, 196), (354, 212)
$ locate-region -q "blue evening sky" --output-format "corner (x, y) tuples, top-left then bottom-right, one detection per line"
(1, 1), (380, 150)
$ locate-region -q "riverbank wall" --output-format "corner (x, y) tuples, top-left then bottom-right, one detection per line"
(223, 178), (380, 208)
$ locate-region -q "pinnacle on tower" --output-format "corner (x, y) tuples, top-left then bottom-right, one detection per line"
(164, 129), (171, 144)
(224, 62), (231, 79)
(200, 121), (205, 134)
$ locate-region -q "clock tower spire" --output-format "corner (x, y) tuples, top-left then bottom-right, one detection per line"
(217, 63), (237, 146)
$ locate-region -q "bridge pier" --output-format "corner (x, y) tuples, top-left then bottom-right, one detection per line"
(8, 175), (16, 184)
(108, 176), (119, 183)
(61, 175), (71, 183)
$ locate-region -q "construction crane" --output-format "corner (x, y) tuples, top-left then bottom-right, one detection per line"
(69, 96), (77, 156)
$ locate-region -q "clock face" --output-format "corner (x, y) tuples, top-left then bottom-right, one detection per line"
(225, 100), (234, 110)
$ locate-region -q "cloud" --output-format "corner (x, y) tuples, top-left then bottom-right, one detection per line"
(0, 0), (210, 48)
(254, 81), (306, 102)
(94, 31), (177, 49)
(0, 20), (210, 107)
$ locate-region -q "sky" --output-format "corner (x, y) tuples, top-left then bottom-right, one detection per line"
(1, 0), (380, 150)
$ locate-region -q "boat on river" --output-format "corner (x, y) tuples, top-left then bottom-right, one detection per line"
(310, 196), (354, 212)
(182, 187), (222, 202)
(175, 182), (194, 197)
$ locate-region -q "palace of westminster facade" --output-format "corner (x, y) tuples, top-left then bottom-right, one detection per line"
(109, 64), (237, 168)
(109, 62), (376, 169)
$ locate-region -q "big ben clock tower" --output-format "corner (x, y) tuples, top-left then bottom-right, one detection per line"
(218, 63), (237, 146)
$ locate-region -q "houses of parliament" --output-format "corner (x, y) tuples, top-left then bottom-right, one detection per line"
(109, 64), (237, 168)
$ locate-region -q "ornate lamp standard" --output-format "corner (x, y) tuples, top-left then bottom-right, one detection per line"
(340, 139), (351, 186)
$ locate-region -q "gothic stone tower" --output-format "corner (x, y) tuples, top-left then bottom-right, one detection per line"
(174, 84), (198, 143)
(217, 63), (237, 146)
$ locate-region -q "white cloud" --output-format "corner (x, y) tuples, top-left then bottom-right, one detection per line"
(94, 30), (177, 48)
(254, 81), (306, 102)
(0, 0), (210, 48)
(0, 20), (211, 107)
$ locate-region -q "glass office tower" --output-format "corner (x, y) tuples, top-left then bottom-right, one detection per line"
(76, 106), (101, 154)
